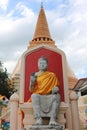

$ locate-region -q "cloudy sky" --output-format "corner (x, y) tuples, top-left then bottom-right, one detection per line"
(0, 0), (87, 79)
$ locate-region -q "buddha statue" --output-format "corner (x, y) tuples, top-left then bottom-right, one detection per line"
(29, 56), (61, 125)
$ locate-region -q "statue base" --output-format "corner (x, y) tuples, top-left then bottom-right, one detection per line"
(29, 125), (64, 130)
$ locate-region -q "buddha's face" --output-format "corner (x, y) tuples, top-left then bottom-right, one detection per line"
(38, 59), (48, 71)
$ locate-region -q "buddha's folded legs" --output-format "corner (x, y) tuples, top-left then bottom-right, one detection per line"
(31, 93), (61, 125)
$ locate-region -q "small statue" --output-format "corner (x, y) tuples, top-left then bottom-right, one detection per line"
(29, 56), (61, 125)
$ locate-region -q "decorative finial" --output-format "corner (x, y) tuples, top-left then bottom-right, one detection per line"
(41, 1), (43, 8)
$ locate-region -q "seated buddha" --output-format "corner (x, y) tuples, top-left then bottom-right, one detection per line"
(29, 56), (61, 125)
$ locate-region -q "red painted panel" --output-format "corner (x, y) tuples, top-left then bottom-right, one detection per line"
(24, 48), (64, 101)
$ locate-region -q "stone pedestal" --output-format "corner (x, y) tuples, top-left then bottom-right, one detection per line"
(20, 102), (68, 130)
(29, 125), (63, 130)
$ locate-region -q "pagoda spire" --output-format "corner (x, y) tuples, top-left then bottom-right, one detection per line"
(29, 6), (55, 48)
(33, 5), (51, 39)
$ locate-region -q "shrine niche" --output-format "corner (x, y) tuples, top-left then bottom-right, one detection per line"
(24, 48), (65, 102)
(19, 44), (70, 130)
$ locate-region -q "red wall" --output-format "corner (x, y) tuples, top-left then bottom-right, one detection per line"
(24, 48), (64, 101)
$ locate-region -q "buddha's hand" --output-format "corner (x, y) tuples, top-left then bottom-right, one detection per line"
(30, 73), (37, 85)
(52, 86), (59, 94)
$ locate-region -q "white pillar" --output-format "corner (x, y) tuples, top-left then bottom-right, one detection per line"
(70, 91), (80, 130)
(10, 93), (19, 130)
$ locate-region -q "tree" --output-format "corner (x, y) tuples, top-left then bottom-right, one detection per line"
(0, 61), (17, 99)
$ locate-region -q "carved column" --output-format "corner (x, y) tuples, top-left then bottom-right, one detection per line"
(70, 91), (80, 130)
(10, 93), (19, 130)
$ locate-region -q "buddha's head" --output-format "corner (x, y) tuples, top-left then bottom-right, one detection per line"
(38, 56), (48, 71)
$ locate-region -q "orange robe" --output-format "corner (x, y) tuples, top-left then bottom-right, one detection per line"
(32, 71), (59, 94)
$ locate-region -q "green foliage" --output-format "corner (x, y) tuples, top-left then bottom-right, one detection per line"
(0, 61), (17, 99)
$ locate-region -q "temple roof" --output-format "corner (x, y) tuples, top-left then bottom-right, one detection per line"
(74, 78), (87, 91)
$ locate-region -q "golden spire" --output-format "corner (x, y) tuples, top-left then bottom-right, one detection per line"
(34, 5), (51, 39)
(29, 6), (55, 48)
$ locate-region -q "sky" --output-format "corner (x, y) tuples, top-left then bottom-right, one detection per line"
(0, 0), (87, 79)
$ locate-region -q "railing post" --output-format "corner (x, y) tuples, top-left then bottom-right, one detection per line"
(10, 93), (19, 130)
(70, 91), (80, 130)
